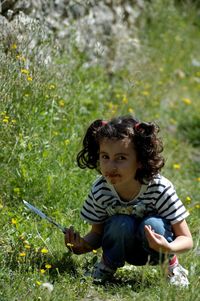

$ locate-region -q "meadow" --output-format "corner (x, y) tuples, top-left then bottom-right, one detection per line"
(0, 1), (200, 300)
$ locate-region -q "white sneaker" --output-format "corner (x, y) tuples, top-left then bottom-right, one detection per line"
(168, 264), (189, 287)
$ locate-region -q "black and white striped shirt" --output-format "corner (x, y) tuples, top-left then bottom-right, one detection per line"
(80, 174), (189, 225)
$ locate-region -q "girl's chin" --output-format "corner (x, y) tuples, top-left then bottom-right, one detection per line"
(109, 179), (118, 185)
(107, 177), (121, 185)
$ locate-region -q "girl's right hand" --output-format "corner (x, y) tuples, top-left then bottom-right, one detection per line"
(64, 226), (92, 254)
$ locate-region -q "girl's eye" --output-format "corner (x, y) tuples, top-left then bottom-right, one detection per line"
(101, 154), (109, 159)
(117, 156), (126, 160)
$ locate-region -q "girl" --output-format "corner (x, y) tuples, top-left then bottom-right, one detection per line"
(64, 116), (193, 287)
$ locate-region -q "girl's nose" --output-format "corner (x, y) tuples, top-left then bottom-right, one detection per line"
(108, 161), (118, 171)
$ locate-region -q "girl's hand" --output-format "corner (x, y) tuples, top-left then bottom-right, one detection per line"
(144, 225), (171, 253)
(64, 226), (92, 254)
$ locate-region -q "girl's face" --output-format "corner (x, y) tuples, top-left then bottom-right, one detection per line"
(99, 137), (141, 190)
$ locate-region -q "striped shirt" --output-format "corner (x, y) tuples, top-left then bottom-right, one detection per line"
(80, 174), (189, 225)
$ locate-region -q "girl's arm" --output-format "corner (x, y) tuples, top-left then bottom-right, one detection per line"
(144, 219), (193, 254)
(64, 223), (104, 255)
(169, 219), (193, 253)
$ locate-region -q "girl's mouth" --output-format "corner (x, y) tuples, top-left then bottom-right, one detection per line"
(105, 173), (120, 178)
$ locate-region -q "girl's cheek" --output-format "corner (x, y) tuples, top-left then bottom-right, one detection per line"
(99, 161), (104, 171)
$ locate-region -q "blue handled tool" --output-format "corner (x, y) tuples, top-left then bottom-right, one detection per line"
(23, 200), (66, 233)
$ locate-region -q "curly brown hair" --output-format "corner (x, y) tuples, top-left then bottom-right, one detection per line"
(77, 115), (165, 183)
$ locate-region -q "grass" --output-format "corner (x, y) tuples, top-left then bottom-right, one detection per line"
(0, 0), (200, 300)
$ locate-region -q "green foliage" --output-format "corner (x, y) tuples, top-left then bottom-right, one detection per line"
(0, 1), (200, 300)
(178, 112), (200, 147)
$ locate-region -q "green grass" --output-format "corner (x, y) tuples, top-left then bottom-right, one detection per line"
(0, 0), (200, 300)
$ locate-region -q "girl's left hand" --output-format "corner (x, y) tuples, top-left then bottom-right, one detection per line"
(144, 225), (171, 253)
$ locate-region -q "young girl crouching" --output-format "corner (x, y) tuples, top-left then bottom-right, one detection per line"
(64, 116), (193, 287)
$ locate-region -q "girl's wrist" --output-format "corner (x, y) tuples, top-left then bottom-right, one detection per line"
(83, 232), (102, 250)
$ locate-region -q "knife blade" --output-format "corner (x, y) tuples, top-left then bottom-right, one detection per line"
(23, 200), (66, 233)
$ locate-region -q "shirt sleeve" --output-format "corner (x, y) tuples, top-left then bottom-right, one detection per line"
(80, 190), (108, 224)
(155, 184), (189, 224)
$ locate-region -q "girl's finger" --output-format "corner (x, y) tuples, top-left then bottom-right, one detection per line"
(144, 226), (157, 242)
(65, 228), (70, 242)
(64, 228), (73, 246)
(152, 232), (162, 238)
(68, 226), (76, 243)
(75, 231), (82, 245)
(144, 225), (153, 235)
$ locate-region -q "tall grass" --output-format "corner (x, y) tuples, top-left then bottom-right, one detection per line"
(0, 1), (200, 300)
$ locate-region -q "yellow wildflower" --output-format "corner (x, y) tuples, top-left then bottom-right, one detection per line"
(19, 234), (26, 240)
(16, 55), (26, 62)
(11, 44), (17, 49)
(173, 164), (181, 170)
(49, 84), (56, 90)
(25, 244), (31, 249)
(182, 98), (191, 105)
(11, 218), (17, 225)
(41, 248), (48, 254)
(19, 252), (26, 257)
(66, 243), (74, 247)
(45, 264), (52, 269)
(107, 102), (118, 113)
(13, 187), (20, 194)
(108, 102), (114, 110)
(196, 177), (200, 182)
(128, 108), (134, 113)
(92, 250), (97, 254)
(36, 281), (42, 286)
(40, 269), (46, 274)
(23, 240), (29, 245)
(3, 118), (9, 123)
(185, 196), (191, 203)
(53, 131), (58, 136)
(64, 139), (70, 146)
(195, 204), (200, 209)
(141, 91), (150, 96)
(122, 95), (128, 104)
(59, 100), (65, 107)
(21, 69), (29, 75)
(27, 76), (33, 81)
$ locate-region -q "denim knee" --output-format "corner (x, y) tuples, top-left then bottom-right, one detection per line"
(102, 215), (137, 268)
(103, 214), (136, 241)
(137, 216), (174, 245)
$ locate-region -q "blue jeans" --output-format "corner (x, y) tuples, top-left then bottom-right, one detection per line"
(102, 214), (174, 269)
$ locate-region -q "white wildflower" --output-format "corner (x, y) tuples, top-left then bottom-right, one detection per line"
(41, 282), (54, 293)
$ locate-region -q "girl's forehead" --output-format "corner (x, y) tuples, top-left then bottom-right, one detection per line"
(99, 137), (133, 149)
